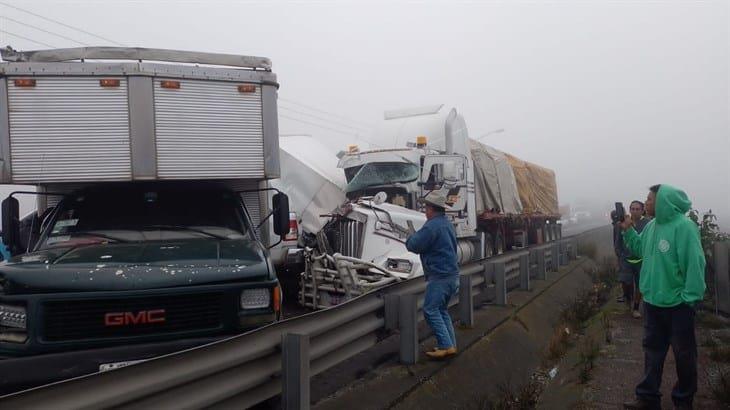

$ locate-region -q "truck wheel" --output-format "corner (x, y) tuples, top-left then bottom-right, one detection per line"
(484, 235), (494, 258)
(495, 234), (505, 255)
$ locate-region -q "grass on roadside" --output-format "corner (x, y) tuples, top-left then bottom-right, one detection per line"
(708, 365), (730, 406)
(467, 378), (542, 410)
(698, 312), (730, 330)
(710, 344), (730, 363)
(577, 336), (600, 384)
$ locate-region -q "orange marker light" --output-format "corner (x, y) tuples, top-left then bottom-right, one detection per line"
(14, 79), (36, 87)
(272, 285), (281, 312)
(99, 79), (120, 87)
(238, 84), (256, 93)
(160, 80), (181, 89)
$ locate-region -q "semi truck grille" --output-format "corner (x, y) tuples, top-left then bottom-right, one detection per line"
(42, 293), (224, 342)
(338, 220), (364, 258)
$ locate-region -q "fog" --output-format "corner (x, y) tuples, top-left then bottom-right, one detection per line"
(1, 0), (728, 229)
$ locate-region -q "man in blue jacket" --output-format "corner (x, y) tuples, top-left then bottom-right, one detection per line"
(406, 190), (459, 359)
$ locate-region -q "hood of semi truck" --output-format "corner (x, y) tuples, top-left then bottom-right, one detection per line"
(345, 199), (427, 277)
(0, 238), (272, 294)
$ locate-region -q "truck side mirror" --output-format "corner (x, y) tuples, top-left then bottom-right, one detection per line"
(2, 197), (20, 255)
(272, 193), (290, 238)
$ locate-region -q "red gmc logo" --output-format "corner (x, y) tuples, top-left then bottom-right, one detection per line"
(104, 309), (166, 326)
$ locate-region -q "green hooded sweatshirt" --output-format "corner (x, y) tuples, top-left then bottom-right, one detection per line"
(622, 184), (706, 307)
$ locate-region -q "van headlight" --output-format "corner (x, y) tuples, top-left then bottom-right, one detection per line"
(386, 258), (413, 273)
(0, 303), (27, 343)
(0, 304), (26, 329)
(240, 288), (270, 309)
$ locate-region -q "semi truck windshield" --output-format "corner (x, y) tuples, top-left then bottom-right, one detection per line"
(345, 162), (419, 193)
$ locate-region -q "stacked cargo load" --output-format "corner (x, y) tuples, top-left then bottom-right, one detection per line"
(468, 138), (523, 215)
(504, 153), (560, 216)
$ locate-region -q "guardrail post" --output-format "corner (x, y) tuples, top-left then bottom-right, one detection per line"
(282, 333), (310, 410)
(384, 294), (400, 331)
(492, 261), (507, 305)
(714, 242), (730, 315)
(459, 274), (474, 327)
(551, 243), (560, 272)
(519, 253), (530, 291)
(480, 231), (487, 259)
(399, 293), (419, 365)
(560, 241), (569, 266)
(570, 238), (578, 260)
(534, 248), (547, 280)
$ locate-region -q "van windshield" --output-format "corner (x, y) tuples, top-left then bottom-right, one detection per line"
(39, 185), (253, 249)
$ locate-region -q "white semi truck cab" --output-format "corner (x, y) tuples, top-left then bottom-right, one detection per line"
(299, 105), (561, 308)
(339, 105), (478, 240)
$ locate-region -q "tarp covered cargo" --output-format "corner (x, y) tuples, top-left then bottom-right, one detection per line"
(505, 153), (559, 215)
(271, 136), (347, 234)
(469, 139), (523, 215)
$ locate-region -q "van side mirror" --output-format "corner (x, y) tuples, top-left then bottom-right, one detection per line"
(2, 197), (20, 255)
(272, 193), (290, 238)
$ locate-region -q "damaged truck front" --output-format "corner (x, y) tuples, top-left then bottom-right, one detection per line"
(300, 197), (426, 309)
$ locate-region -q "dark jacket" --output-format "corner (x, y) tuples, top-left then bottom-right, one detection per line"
(406, 214), (459, 281)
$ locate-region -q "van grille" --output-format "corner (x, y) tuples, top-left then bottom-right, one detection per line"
(42, 292), (224, 342)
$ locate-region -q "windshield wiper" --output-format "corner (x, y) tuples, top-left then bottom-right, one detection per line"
(144, 225), (231, 241)
(61, 231), (132, 243)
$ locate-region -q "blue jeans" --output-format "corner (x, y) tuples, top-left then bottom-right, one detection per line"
(636, 303), (697, 409)
(423, 277), (459, 349)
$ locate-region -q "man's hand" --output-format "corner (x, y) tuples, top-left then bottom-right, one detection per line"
(619, 215), (633, 231)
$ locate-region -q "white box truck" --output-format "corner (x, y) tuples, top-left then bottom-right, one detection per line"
(0, 46), (290, 393)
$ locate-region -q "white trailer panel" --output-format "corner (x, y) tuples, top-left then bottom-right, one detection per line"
(0, 47), (280, 184)
(154, 79), (265, 179)
(7, 77), (132, 183)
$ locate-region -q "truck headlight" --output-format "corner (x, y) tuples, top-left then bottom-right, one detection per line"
(0, 304), (26, 329)
(386, 258), (413, 273)
(240, 288), (270, 309)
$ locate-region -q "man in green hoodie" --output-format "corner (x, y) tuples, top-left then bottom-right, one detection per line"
(620, 185), (706, 410)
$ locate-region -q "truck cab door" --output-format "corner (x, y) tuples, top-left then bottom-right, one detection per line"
(420, 155), (468, 211)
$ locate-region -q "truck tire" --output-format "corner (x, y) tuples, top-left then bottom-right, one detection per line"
(484, 234), (494, 259)
(495, 234), (505, 255)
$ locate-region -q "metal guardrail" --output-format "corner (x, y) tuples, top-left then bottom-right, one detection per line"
(1, 236), (585, 409)
(714, 241), (730, 315)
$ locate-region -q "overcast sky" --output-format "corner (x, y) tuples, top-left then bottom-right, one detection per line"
(1, 0), (728, 228)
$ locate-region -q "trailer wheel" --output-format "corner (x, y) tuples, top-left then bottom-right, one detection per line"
(484, 234), (494, 258)
(495, 234), (505, 255)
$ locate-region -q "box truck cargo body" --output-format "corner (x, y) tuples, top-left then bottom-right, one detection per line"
(0, 47), (290, 393)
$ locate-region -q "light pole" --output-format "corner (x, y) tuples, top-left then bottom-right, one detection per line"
(477, 128), (505, 142)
